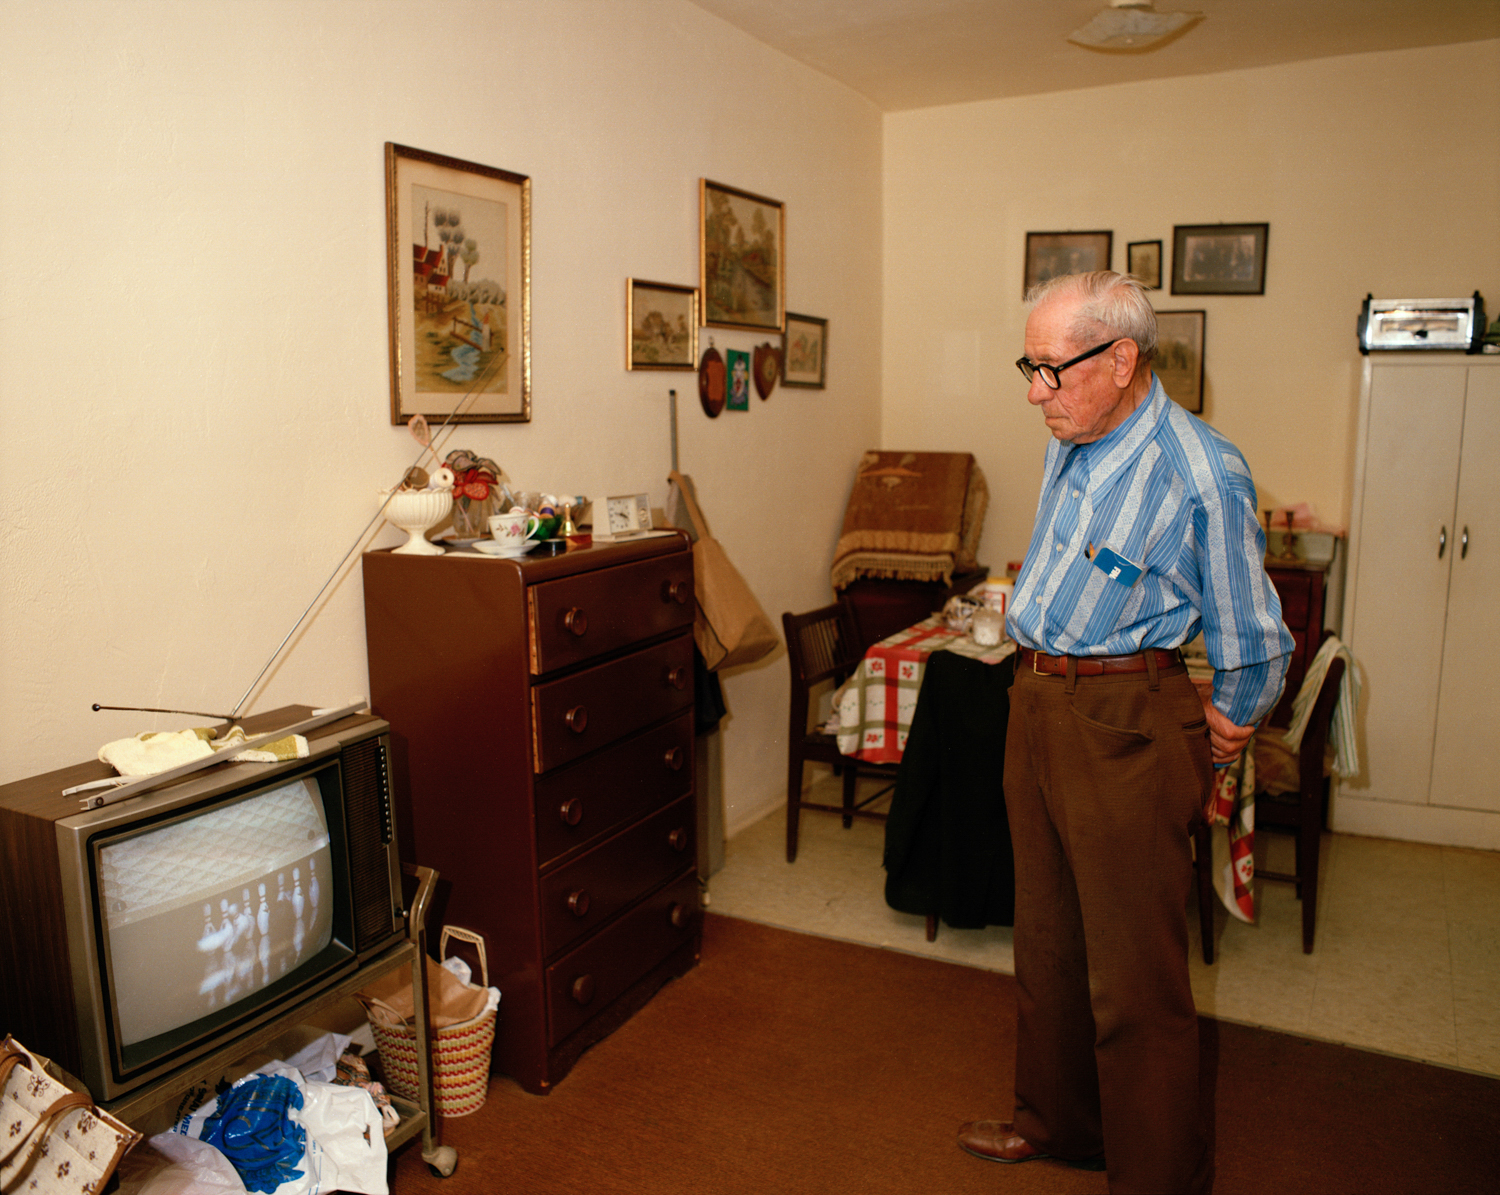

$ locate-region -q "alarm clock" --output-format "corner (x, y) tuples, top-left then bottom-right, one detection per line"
(595, 493), (652, 540)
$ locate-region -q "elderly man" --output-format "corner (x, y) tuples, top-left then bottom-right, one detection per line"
(958, 272), (1291, 1194)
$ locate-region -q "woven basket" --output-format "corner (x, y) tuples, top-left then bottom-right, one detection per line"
(363, 926), (497, 1118)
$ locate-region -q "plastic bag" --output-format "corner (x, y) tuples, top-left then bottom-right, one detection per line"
(114, 1133), (249, 1195)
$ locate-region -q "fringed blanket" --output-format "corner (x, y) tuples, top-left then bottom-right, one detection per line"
(830, 451), (987, 590)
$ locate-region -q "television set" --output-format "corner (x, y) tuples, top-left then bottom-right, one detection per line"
(0, 708), (405, 1105)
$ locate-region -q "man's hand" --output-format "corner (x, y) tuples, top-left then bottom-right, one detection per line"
(1191, 679), (1255, 765)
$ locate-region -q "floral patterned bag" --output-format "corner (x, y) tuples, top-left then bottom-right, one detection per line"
(0, 1036), (141, 1194)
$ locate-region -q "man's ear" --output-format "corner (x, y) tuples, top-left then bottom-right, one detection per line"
(1110, 339), (1141, 386)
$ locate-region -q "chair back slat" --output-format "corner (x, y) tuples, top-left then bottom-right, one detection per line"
(784, 604), (855, 688)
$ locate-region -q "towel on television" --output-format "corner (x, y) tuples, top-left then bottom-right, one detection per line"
(830, 451), (987, 590)
(100, 726), (309, 777)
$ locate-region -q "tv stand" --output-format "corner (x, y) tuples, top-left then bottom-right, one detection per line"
(102, 864), (457, 1178)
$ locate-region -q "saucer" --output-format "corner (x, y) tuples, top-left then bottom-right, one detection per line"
(471, 538), (534, 558)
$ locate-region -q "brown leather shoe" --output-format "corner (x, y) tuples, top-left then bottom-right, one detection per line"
(957, 1120), (1107, 1171)
(957, 1121), (1048, 1164)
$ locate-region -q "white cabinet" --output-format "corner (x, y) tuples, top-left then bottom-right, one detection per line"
(1339, 357), (1500, 848)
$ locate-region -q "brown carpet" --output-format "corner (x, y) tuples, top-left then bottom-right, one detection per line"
(390, 913), (1499, 1194)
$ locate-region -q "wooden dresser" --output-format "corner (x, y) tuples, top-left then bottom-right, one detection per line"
(1264, 560), (1328, 728)
(362, 534), (701, 1094)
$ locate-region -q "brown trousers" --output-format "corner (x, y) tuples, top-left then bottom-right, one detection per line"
(1005, 655), (1214, 1195)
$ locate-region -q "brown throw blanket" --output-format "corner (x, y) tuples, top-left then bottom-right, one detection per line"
(830, 451), (987, 589)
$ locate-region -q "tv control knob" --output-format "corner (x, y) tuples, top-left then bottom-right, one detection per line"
(567, 890), (591, 917)
(571, 975), (596, 1006)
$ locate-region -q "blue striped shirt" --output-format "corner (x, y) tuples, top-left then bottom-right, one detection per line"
(1007, 377), (1293, 727)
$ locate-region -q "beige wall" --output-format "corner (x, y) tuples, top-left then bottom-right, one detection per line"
(0, 0), (883, 836)
(883, 41), (1500, 577)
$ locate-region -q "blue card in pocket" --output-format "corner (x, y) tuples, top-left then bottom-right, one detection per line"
(1092, 546), (1143, 587)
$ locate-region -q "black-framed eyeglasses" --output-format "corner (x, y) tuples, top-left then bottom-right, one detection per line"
(1015, 339), (1118, 389)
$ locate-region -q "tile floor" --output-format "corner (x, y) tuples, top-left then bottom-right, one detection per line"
(704, 773), (1500, 1077)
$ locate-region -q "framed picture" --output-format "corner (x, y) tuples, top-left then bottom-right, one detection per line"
(385, 143), (531, 425)
(627, 279), (698, 370)
(1024, 231), (1112, 296)
(1128, 240), (1162, 289)
(1171, 223), (1268, 295)
(781, 312), (827, 388)
(726, 349), (751, 410)
(700, 179), (785, 332)
(1154, 309), (1206, 414)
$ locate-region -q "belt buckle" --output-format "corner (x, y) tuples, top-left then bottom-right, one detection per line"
(1032, 650), (1048, 675)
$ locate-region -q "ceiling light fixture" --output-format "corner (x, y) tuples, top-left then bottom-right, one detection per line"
(1067, 0), (1203, 51)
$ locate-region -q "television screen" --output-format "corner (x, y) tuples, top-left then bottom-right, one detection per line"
(98, 776), (337, 1049)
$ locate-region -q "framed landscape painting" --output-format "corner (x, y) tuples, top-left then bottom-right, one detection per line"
(1154, 309), (1205, 414)
(386, 142), (531, 424)
(627, 279), (697, 370)
(700, 179), (785, 333)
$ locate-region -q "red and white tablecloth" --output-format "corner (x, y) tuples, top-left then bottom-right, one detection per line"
(832, 616), (1014, 764)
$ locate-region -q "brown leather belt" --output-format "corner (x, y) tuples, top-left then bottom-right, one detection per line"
(1019, 647), (1182, 676)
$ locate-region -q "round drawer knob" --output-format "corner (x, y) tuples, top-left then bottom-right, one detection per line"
(571, 975), (596, 1006)
(567, 889), (591, 917)
(559, 798), (584, 826)
(667, 665), (688, 691)
(663, 746), (684, 772)
(668, 827), (688, 852)
(564, 607), (588, 636)
(565, 705), (588, 734)
(663, 579), (690, 605)
(669, 902), (691, 929)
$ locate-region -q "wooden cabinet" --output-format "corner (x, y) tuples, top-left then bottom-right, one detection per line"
(1340, 357), (1500, 847)
(362, 535), (702, 1094)
(1264, 562), (1327, 728)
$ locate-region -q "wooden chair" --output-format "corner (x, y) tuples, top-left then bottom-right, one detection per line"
(782, 604), (898, 864)
(1194, 632), (1347, 960)
(1254, 634), (1346, 954)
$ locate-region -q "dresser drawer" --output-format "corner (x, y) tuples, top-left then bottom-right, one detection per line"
(534, 712), (693, 869)
(539, 796), (695, 957)
(545, 869), (700, 1048)
(529, 553), (694, 675)
(531, 632), (693, 772)
(1271, 570), (1312, 628)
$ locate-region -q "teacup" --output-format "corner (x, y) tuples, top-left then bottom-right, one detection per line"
(490, 510), (541, 547)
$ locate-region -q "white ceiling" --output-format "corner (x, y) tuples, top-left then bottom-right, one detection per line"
(685, 0), (1500, 111)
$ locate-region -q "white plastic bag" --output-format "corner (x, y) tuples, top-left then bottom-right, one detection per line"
(114, 1132), (249, 1195)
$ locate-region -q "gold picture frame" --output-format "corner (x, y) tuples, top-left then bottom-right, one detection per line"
(700, 179), (785, 333)
(627, 279), (698, 371)
(385, 143), (531, 425)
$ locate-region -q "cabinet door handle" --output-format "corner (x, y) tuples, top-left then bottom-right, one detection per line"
(1439, 526), (1447, 558)
(669, 901), (691, 929)
(667, 665), (689, 691)
(571, 975), (596, 1006)
(565, 705), (588, 734)
(662, 579), (690, 605)
(559, 798), (584, 826)
(668, 827), (689, 852)
(663, 746), (684, 771)
(1461, 526), (1469, 559)
(564, 607), (588, 636)
(567, 889), (591, 917)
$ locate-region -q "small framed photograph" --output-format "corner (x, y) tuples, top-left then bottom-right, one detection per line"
(627, 279), (698, 370)
(726, 349), (751, 410)
(1127, 240), (1162, 289)
(1171, 223), (1268, 295)
(385, 143), (530, 424)
(781, 312), (827, 388)
(1154, 310), (1206, 414)
(700, 179), (785, 332)
(1024, 231), (1112, 296)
